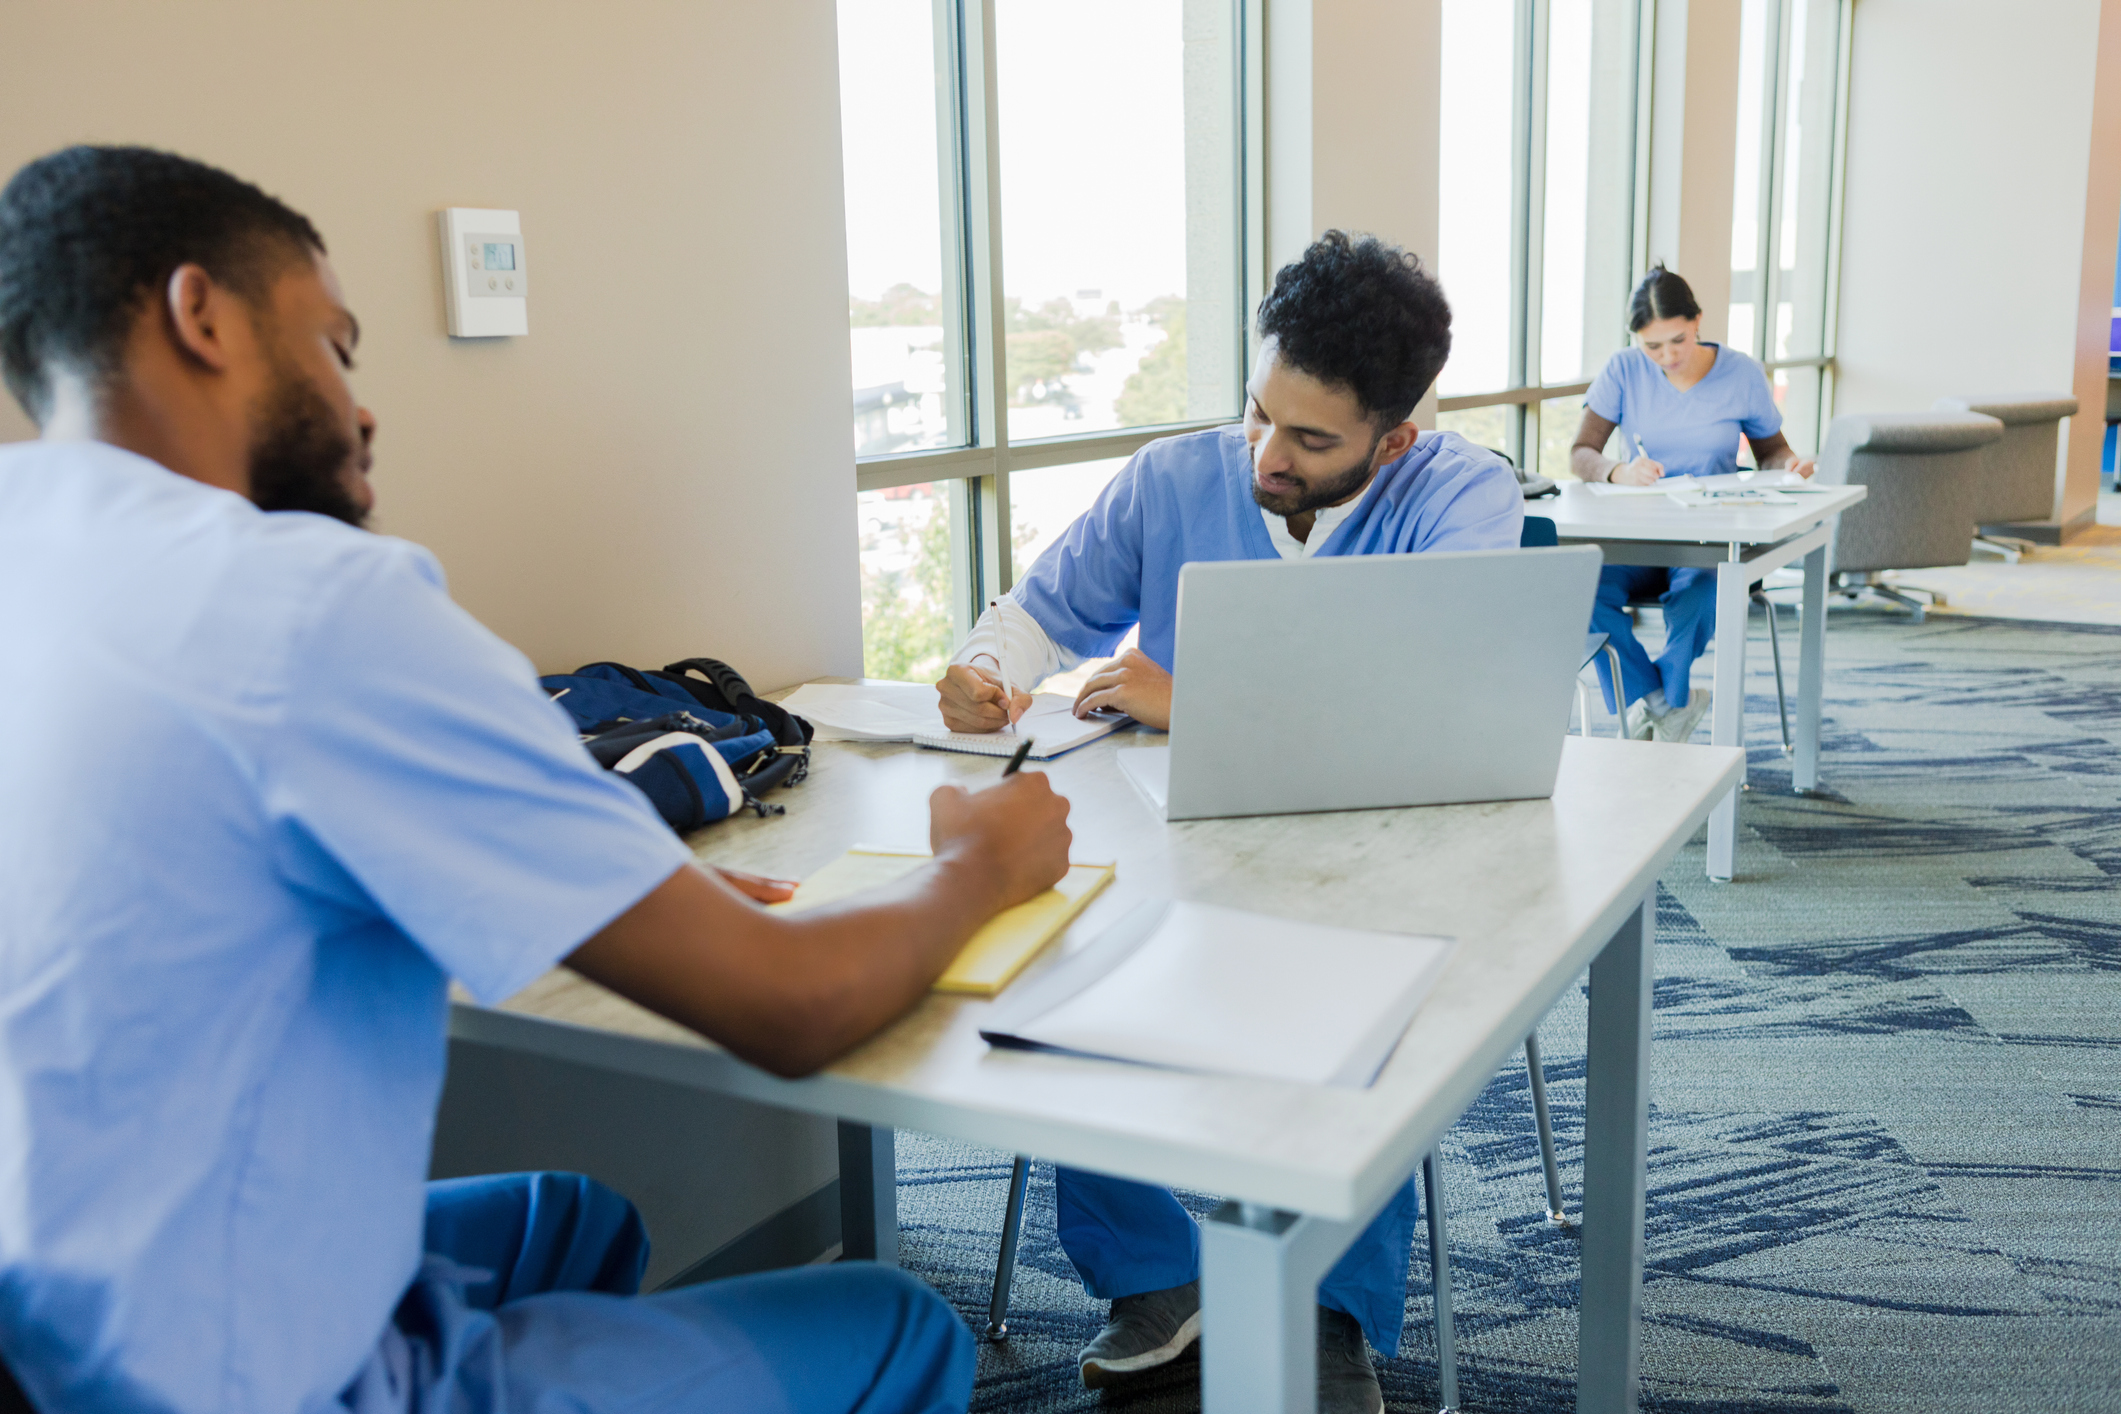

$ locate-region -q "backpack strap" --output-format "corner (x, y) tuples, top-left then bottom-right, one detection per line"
(660, 658), (815, 750)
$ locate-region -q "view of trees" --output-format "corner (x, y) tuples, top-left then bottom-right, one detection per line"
(1004, 296), (1121, 403)
(850, 283), (943, 327)
(860, 495), (953, 683)
(1114, 295), (1187, 426)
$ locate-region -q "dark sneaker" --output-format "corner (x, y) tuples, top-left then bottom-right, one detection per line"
(1318, 1306), (1384, 1414)
(1078, 1280), (1202, 1389)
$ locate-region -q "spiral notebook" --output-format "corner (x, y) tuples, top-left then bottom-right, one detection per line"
(780, 682), (1128, 760)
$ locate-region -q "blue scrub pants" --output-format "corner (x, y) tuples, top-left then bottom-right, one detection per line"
(341, 1172), (974, 1413)
(1591, 565), (1718, 713)
(1053, 1166), (1421, 1357)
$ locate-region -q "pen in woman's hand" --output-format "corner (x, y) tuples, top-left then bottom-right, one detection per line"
(1002, 737), (1033, 776)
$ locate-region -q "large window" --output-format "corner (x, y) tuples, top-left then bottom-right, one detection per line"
(839, 0), (1247, 681)
(1729, 0), (1851, 457)
(1433, 0), (1647, 481)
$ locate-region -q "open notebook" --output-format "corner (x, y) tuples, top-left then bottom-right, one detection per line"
(781, 681), (1128, 760)
(980, 900), (1456, 1088)
(769, 847), (1115, 995)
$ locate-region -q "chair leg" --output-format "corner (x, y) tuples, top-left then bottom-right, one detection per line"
(1421, 1150), (1461, 1414)
(985, 1154), (1033, 1341)
(1752, 590), (1793, 757)
(1524, 1033), (1567, 1224)
(1602, 644), (1628, 739)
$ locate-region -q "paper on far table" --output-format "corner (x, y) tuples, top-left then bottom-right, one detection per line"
(1586, 468), (1805, 498)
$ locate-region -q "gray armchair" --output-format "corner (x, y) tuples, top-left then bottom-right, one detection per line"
(1816, 410), (2004, 620)
(1932, 392), (2077, 557)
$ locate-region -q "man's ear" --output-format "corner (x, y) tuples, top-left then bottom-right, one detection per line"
(1376, 419), (1420, 464)
(161, 263), (240, 374)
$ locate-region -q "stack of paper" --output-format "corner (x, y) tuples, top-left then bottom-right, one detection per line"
(781, 682), (1128, 760)
(769, 847), (1115, 995)
(980, 900), (1457, 1088)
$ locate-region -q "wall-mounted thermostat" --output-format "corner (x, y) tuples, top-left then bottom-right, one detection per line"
(437, 207), (528, 338)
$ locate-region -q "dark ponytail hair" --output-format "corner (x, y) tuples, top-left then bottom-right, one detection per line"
(1627, 262), (1701, 332)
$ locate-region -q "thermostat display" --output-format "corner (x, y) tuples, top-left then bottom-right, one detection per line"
(438, 207), (528, 338)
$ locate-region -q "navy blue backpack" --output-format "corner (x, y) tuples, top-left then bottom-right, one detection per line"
(540, 659), (813, 833)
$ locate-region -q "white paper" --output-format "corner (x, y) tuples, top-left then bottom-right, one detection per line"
(781, 682), (948, 741)
(994, 900), (1455, 1088)
(1587, 468), (1804, 498)
(782, 682), (1126, 756)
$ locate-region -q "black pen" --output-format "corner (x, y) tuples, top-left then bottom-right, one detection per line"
(1002, 737), (1034, 776)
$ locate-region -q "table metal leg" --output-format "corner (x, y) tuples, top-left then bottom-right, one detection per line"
(1707, 559), (1751, 881)
(836, 1121), (897, 1265)
(1794, 543), (1827, 792)
(1200, 1202), (1364, 1413)
(1577, 893), (1654, 1414)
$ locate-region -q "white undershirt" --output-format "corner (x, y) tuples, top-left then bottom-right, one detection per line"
(1259, 497), (1359, 560)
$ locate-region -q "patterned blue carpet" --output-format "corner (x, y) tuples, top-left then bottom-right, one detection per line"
(891, 611), (2121, 1413)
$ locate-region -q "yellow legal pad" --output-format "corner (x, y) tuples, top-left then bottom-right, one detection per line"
(769, 849), (1116, 996)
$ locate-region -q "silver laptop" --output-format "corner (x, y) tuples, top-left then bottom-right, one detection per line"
(1118, 546), (1603, 820)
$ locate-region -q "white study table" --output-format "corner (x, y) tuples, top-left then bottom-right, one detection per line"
(453, 727), (1742, 1413)
(1542, 480), (1866, 881)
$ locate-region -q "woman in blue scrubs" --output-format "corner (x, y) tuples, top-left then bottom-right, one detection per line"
(1570, 265), (1816, 741)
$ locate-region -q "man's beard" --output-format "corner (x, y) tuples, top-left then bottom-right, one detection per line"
(247, 355), (366, 528)
(1249, 434), (1382, 518)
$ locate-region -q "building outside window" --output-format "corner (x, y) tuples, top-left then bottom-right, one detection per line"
(839, 0), (1245, 682)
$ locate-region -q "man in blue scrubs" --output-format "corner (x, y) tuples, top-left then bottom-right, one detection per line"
(0, 146), (1075, 1414)
(935, 233), (1523, 1412)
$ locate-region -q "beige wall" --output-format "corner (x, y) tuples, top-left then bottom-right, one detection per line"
(1645, 0), (1743, 345)
(0, 1), (863, 685)
(1836, 0), (2119, 534)
(1266, 0), (1444, 418)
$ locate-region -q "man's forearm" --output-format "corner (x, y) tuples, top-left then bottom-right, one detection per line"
(567, 854), (1009, 1078)
(1571, 446), (1614, 482)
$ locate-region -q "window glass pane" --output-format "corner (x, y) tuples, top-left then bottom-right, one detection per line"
(1540, 1), (1591, 386)
(859, 483), (957, 682)
(1009, 458), (1137, 693)
(1539, 393), (1599, 482)
(1433, 407), (1514, 463)
(1540, 0), (1641, 386)
(1727, 0), (1772, 359)
(839, 0), (964, 457)
(1438, 0), (1522, 397)
(1010, 457), (1126, 582)
(995, 0), (1240, 441)
(1771, 0), (1841, 361)
(1772, 365), (1824, 456)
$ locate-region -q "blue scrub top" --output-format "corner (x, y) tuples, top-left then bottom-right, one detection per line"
(0, 442), (691, 1414)
(1584, 344), (1783, 478)
(1010, 425), (1524, 669)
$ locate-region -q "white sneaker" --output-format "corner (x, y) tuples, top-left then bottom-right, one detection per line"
(1650, 686), (1713, 743)
(1623, 700), (1656, 740)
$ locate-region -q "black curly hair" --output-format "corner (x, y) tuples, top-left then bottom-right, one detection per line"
(1254, 230), (1451, 428)
(0, 145), (325, 423)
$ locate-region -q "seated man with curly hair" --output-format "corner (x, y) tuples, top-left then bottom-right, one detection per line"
(931, 231), (1523, 1413)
